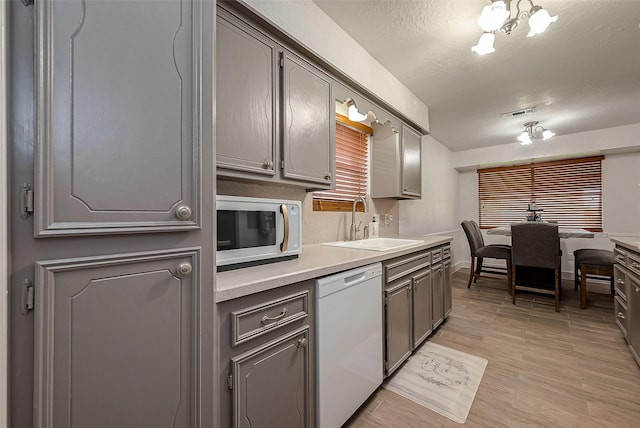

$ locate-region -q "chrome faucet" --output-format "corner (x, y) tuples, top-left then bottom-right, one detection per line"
(350, 196), (368, 240)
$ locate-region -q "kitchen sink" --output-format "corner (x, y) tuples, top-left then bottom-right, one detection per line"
(322, 238), (423, 252)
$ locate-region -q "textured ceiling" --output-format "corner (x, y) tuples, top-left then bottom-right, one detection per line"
(314, 0), (640, 152)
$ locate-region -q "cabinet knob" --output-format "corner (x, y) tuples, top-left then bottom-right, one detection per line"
(632, 262), (640, 269)
(617, 278), (625, 285)
(616, 255), (625, 261)
(176, 262), (193, 278)
(263, 160), (274, 170)
(635, 286), (640, 293)
(617, 312), (625, 320)
(324, 172), (332, 181)
(297, 337), (307, 349)
(175, 205), (192, 220)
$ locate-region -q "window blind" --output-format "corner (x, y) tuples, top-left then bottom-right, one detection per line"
(478, 156), (603, 231)
(313, 115), (370, 212)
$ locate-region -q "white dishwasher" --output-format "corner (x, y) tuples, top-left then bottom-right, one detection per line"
(316, 262), (383, 428)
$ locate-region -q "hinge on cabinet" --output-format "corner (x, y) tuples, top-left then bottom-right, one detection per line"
(280, 160), (284, 170)
(279, 53), (284, 68)
(226, 373), (233, 390)
(20, 183), (34, 219)
(20, 0), (34, 6)
(22, 279), (34, 315)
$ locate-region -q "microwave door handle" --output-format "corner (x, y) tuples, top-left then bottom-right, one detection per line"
(280, 204), (289, 252)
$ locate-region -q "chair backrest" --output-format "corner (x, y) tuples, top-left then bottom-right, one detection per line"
(511, 222), (560, 270)
(461, 220), (485, 256)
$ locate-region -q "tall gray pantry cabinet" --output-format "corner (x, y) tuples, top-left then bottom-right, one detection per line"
(8, 1), (216, 427)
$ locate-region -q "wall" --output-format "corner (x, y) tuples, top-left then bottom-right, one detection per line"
(458, 150), (640, 276)
(217, 180), (400, 245)
(399, 135), (465, 270)
(239, 0), (429, 132)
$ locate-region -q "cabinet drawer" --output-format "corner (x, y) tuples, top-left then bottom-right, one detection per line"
(385, 251), (430, 283)
(442, 246), (451, 260)
(627, 250), (640, 277)
(614, 294), (628, 341)
(231, 290), (309, 346)
(614, 248), (627, 267)
(431, 248), (443, 264)
(614, 265), (627, 301)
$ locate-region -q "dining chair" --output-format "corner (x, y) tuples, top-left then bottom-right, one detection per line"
(573, 248), (615, 309)
(511, 222), (562, 311)
(461, 220), (512, 292)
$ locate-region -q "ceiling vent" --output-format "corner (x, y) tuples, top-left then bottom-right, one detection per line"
(500, 106), (536, 118)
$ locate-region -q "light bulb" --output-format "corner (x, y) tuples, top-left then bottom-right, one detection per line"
(471, 32), (496, 55)
(542, 129), (555, 140)
(518, 131), (533, 145)
(477, 1), (509, 32)
(348, 104), (368, 122)
(527, 7), (557, 37)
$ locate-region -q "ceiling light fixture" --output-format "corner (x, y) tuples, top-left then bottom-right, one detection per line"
(472, 0), (558, 55)
(517, 121), (555, 145)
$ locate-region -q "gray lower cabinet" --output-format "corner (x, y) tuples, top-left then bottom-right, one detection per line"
(216, 6), (334, 190)
(219, 281), (314, 428)
(444, 259), (452, 318)
(613, 242), (640, 367)
(432, 263), (445, 329)
(34, 250), (199, 428)
(412, 269), (433, 349)
(384, 279), (413, 376)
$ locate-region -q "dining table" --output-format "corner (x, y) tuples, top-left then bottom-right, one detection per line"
(486, 225), (594, 238)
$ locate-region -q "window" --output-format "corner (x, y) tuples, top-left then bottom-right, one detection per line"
(478, 156), (603, 231)
(313, 114), (371, 212)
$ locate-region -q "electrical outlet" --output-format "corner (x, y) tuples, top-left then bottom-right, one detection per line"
(384, 213), (393, 225)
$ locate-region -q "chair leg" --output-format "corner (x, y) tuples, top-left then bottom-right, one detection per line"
(467, 257), (475, 288)
(506, 258), (512, 295)
(511, 268), (516, 305)
(580, 268), (588, 309)
(474, 257), (483, 283)
(574, 263), (579, 290)
(555, 269), (560, 312)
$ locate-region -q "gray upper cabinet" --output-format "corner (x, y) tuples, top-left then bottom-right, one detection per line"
(216, 7), (334, 190)
(371, 122), (422, 199)
(34, 0), (200, 236)
(33, 249), (200, 428)
(401, 125), (422, 197)
(281, 51), (334, 187)
(216, 12), (278, 178)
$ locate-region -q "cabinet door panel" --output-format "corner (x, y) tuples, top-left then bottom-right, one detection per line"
(33, 249), (199, 428)
(444, 260), (452, 318)
(401, 125), (421, 197)
(282, 53), (334, 187)
(432, 264), (444, 329)
(216, 14), (277, 176)
(385, 280), (412, 375)
(629, 274), (640, 363)
(35, 0), (199, 236)
(232, 327), (310, 428)
(412, 269), (432, 349)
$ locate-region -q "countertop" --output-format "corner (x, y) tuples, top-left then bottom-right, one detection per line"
(216, 235), (453, 302)
(611, 237), (640, 253)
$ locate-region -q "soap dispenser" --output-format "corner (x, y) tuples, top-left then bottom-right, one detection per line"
(369, 215), (379, 239)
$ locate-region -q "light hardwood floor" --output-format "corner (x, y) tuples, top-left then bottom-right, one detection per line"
(346, 269), (640, 428)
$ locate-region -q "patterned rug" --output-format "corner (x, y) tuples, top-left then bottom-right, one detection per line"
(383, 342), (488, 424)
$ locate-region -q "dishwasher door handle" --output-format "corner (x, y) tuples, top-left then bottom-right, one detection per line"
(344, 272), (367, 287)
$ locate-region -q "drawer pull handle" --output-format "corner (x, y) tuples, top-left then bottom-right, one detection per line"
(261, 308), (287, 324)
(635, 286), (640, 293)
(616, 255), (625, 261)
(632, 262), (640, 269)
(297, 337), (307, 348)
(617, 279), (625, 285)
(617, 312), (625, 320)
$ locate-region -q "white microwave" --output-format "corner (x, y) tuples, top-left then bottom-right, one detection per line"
(216, 195), (302, 271)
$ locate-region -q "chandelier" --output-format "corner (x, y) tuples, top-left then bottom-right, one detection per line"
(472, 0), (558, 55)
(517, 121), (555, 145)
